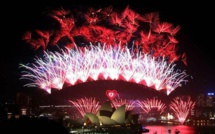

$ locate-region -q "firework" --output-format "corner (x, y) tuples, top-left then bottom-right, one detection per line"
(20, 5), (189, 95)
(111, 98), (136, 111)
(169, 96), (196, 124)
(69, 97), (101, 117)
(19, 45), (188, 95)
(136, 97), (166, 114)
(22, 5), (186, 65)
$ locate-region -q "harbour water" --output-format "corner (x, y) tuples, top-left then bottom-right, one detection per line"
(144, 125), (215, 134)
(69, 125), (215, 134)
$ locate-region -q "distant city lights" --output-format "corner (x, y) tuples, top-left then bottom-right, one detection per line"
(207, 92), (214, 96)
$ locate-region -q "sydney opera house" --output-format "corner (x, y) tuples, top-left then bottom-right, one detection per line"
(71, 101), (149, 133)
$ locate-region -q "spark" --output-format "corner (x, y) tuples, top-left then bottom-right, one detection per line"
(69, 97), (101, 117)
(169, 96), (196, 125)
(136, 97), (166, 114)
(22, 5), (185, 64)
(111, 98), (136, 111)
(19, 45), (188, 95)
(20, 5), (189, 95)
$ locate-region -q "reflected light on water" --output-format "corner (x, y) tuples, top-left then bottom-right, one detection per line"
(145, 125), (195, 134)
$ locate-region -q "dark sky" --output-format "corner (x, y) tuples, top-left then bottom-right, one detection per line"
(1, 0), (215, 102)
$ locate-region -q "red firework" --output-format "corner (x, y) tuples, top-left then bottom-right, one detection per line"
(22, 5), (186, 65)
(169, 96), (196, 125)
(111, 98), (136, 111)
(136, 97), (166, 114)
(69, 97), (101, 117)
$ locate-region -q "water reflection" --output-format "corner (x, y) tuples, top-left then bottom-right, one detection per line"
(145, 125), (195, 134)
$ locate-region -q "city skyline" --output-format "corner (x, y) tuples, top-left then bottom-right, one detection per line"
(1, 0), (214, 102)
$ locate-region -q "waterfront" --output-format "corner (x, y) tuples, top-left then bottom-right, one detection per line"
(145, 125), (215, 134)
(68, 124), (215, 134)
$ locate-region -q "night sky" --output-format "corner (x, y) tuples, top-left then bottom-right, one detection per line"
(1, 0), (215, 103)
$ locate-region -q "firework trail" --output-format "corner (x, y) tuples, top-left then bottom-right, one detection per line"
(136, 97), (166, 114)
(22, 5), (186, 65)
(20, 5), (189, 95)
(111, 98), (136, 111)
(19, 45), (188, 95)
(69, 97), (101, 117)
(169, 96), (196, 125)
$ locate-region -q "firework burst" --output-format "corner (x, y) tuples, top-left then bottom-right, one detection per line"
(136, 97), (166, 114)
(20, 5), (189, 95)
(169, 96), (196, 124)
(69, 97), (101, 117)
(111, 98), (136, 111)
(22, 5), (186, 65)
(19, 45), (188, 95)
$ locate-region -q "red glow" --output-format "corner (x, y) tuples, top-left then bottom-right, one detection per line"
(22, 5), (185, 64)
(20, 5), (189, 95)
(136, 97), (166, 114)
(69, 97), (101, 117)
(169, 96), (196, 125)
(111, 98), (135, 111)
(106, 90), (118, 100)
